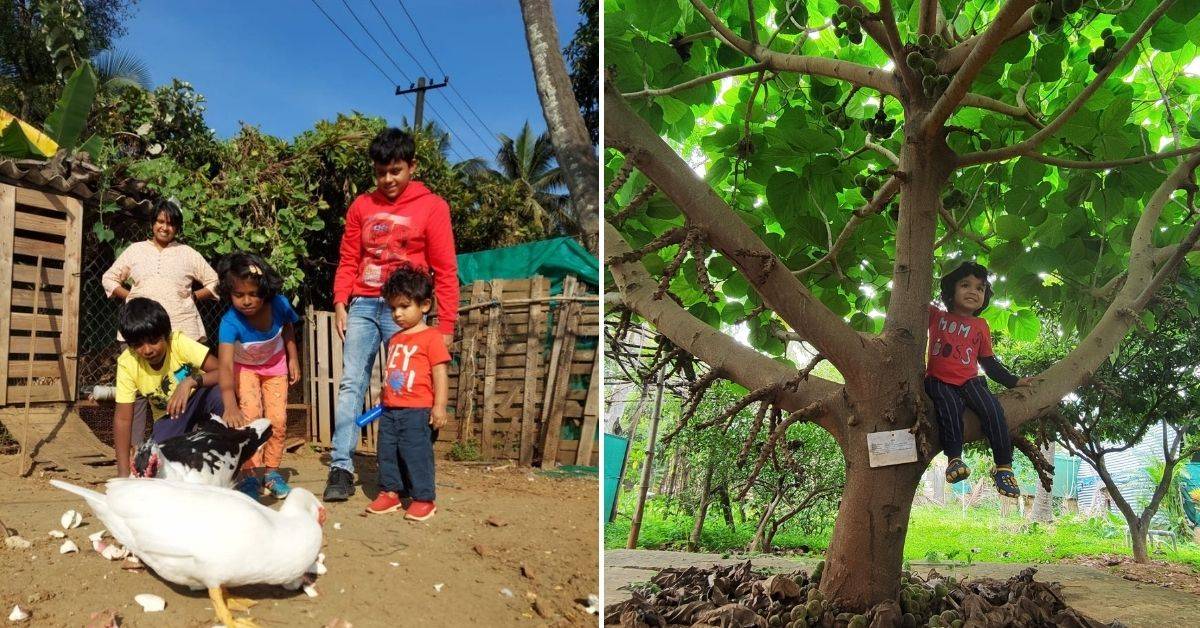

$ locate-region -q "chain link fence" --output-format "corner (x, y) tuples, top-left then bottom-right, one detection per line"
(76, 211), (309, 447)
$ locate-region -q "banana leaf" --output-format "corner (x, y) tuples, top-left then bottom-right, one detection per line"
(43, 62), (98, 151)
(0, 122), (46, 158)
(0, 109), (56, 157)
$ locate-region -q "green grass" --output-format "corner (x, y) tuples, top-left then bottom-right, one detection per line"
(607, 502), (1200, 570)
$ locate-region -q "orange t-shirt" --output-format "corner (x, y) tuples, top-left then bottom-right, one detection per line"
(380, 327), (451, 408)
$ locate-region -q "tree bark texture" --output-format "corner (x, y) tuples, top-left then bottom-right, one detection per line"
(1031, 442), (1055, 523)
(627, 371), (665, 549)
(688, 465), (715, 551)
(518, 0), (599, 252)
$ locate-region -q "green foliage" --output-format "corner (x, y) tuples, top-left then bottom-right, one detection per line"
(43, 61), (96, 150)
(38, 0), (87, 79)
(449, 439), (482, 462)
(606, 0), (1200, 357)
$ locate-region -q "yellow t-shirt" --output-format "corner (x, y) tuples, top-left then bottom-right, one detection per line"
(115, 331), (211, 420)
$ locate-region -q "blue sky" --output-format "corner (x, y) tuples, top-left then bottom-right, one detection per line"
(115, 0), (585, 163)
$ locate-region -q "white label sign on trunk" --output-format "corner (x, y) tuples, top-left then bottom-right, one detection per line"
(867, 429), (918, 467)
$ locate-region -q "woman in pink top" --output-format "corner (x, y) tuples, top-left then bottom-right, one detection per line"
(102, 198), (219, 445)
(102, 199), (219, 341)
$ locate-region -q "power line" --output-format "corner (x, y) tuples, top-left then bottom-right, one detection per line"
(435, 89), (496, 157)
(395, 0), (502, 141)
(338, 0), (414, 85)
(307, 0), (397, 87)
(367, 0), (498, 157)
(366, 0), (433, 77)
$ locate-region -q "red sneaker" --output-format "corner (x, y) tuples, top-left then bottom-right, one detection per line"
(366, 491), (403, 514)
(405, 500), (436, 521)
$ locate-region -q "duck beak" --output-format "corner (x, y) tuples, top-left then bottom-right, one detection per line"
(317, 506), (327, 526)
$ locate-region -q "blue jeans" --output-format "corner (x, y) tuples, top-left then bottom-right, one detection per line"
(377, 407), (436, 501)
(330, 297), (401, 474)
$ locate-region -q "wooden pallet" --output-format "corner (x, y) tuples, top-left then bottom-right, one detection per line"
(305, 275), (599, 467)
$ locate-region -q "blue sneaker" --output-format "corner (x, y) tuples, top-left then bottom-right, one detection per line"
(263, 470), (292, 498)
(234, 475), (262, 500)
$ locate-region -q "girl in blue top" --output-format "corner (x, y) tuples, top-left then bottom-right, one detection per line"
(216, 253), (300, 499)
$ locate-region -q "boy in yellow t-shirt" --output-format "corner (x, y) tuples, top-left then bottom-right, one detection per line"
(113, 298), (225, 477)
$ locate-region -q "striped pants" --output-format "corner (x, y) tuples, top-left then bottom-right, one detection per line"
(924, 375), (1013, 466)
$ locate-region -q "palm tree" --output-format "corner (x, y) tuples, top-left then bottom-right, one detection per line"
(465, 121), (573, 235)
(92, 50), (152, 91)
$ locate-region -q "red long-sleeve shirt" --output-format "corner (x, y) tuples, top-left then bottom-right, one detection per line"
(332, 182), (459, 334)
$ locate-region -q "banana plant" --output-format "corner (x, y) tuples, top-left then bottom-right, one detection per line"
(0, 62), (100, 159)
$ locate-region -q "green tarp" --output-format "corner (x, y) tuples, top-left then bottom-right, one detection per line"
(457, 237), (598, 294)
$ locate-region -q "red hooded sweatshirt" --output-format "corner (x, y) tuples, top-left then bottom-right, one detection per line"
(333, 181), (459, 335)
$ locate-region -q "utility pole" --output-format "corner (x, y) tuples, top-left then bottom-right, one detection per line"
(396, 76), (449, 128)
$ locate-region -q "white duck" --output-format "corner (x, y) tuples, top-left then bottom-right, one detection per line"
(51, 478), (324, 628)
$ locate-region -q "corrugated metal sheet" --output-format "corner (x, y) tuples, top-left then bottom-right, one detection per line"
(1075, 422), (1167, 520)
(0, 150), (155, 214)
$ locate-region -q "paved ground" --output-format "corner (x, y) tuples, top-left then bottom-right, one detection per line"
(605, 549), (1200, 628)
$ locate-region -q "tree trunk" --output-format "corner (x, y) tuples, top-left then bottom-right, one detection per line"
(718, 485), (735, 528)
(1030, 442), (1056, 523)
(820, 454), (926, 609)
(688, 466), (715, 551)
(518, 0), (599, 252)
(750, 488), (784, 553)
(1129, 517), (1150, 563)
(627, 371), (665, 549)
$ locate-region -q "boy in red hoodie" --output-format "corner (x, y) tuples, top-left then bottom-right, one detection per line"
(323, 127), (459, 503)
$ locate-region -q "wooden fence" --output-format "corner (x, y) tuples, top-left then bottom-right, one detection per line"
(306, 275), (599, 467)
(0, 183), (83, 405)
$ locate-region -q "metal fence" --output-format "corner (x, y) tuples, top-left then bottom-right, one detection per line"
(75, 212), (308, 447)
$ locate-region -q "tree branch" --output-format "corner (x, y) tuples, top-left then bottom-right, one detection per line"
(621, 62), (769, 99)
(957, 0), (1177, 168)
(918, 0), (941, 36)
(795, 176), (900, 277)
(989, 154), (1200, 438)
(923, 0), (1035, 136)
(1026, 145), (1200, 170)
(607, 80), (878, 382)
(606, 222), (844, 428)
(938, 8), (1036, 73)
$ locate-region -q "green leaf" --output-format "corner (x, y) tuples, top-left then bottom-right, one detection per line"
(43, 62), (98, 151)
(1188, 108), (1200, 140)
(0, 123), (43, 158)
(1008, 308), (1042, 342)
(1148, 18), (1188, 52)
(628, 1), (682, 33)
(996, 215), (1029, 241)
(658, 97), (691, 124)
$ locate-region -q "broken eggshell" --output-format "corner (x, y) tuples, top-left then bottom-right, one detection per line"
(133, 593), (165, 612)
(47, 530), (65, 539)
(60, 510), (83, 529)
(303, 584), (319, 598)
(8, 605), (29, 622)
(59, 540), (79, 554)
(92, 540), (129, 560)
(87, 530), (106, 543)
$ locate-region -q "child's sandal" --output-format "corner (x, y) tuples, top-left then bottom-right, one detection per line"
(993, 467), (1020, 498)
(945, 458), (970, 484)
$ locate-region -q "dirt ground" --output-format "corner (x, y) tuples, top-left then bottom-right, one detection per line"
(1068, 553), (1200, 596)
(0, 447), (599, 627)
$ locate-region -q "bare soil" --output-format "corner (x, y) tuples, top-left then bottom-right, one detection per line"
(0, 447), (599, 627)
(1066, 553), (1200, 596)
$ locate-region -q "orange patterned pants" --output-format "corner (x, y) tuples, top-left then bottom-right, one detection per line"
(235, 369), (288, 469)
